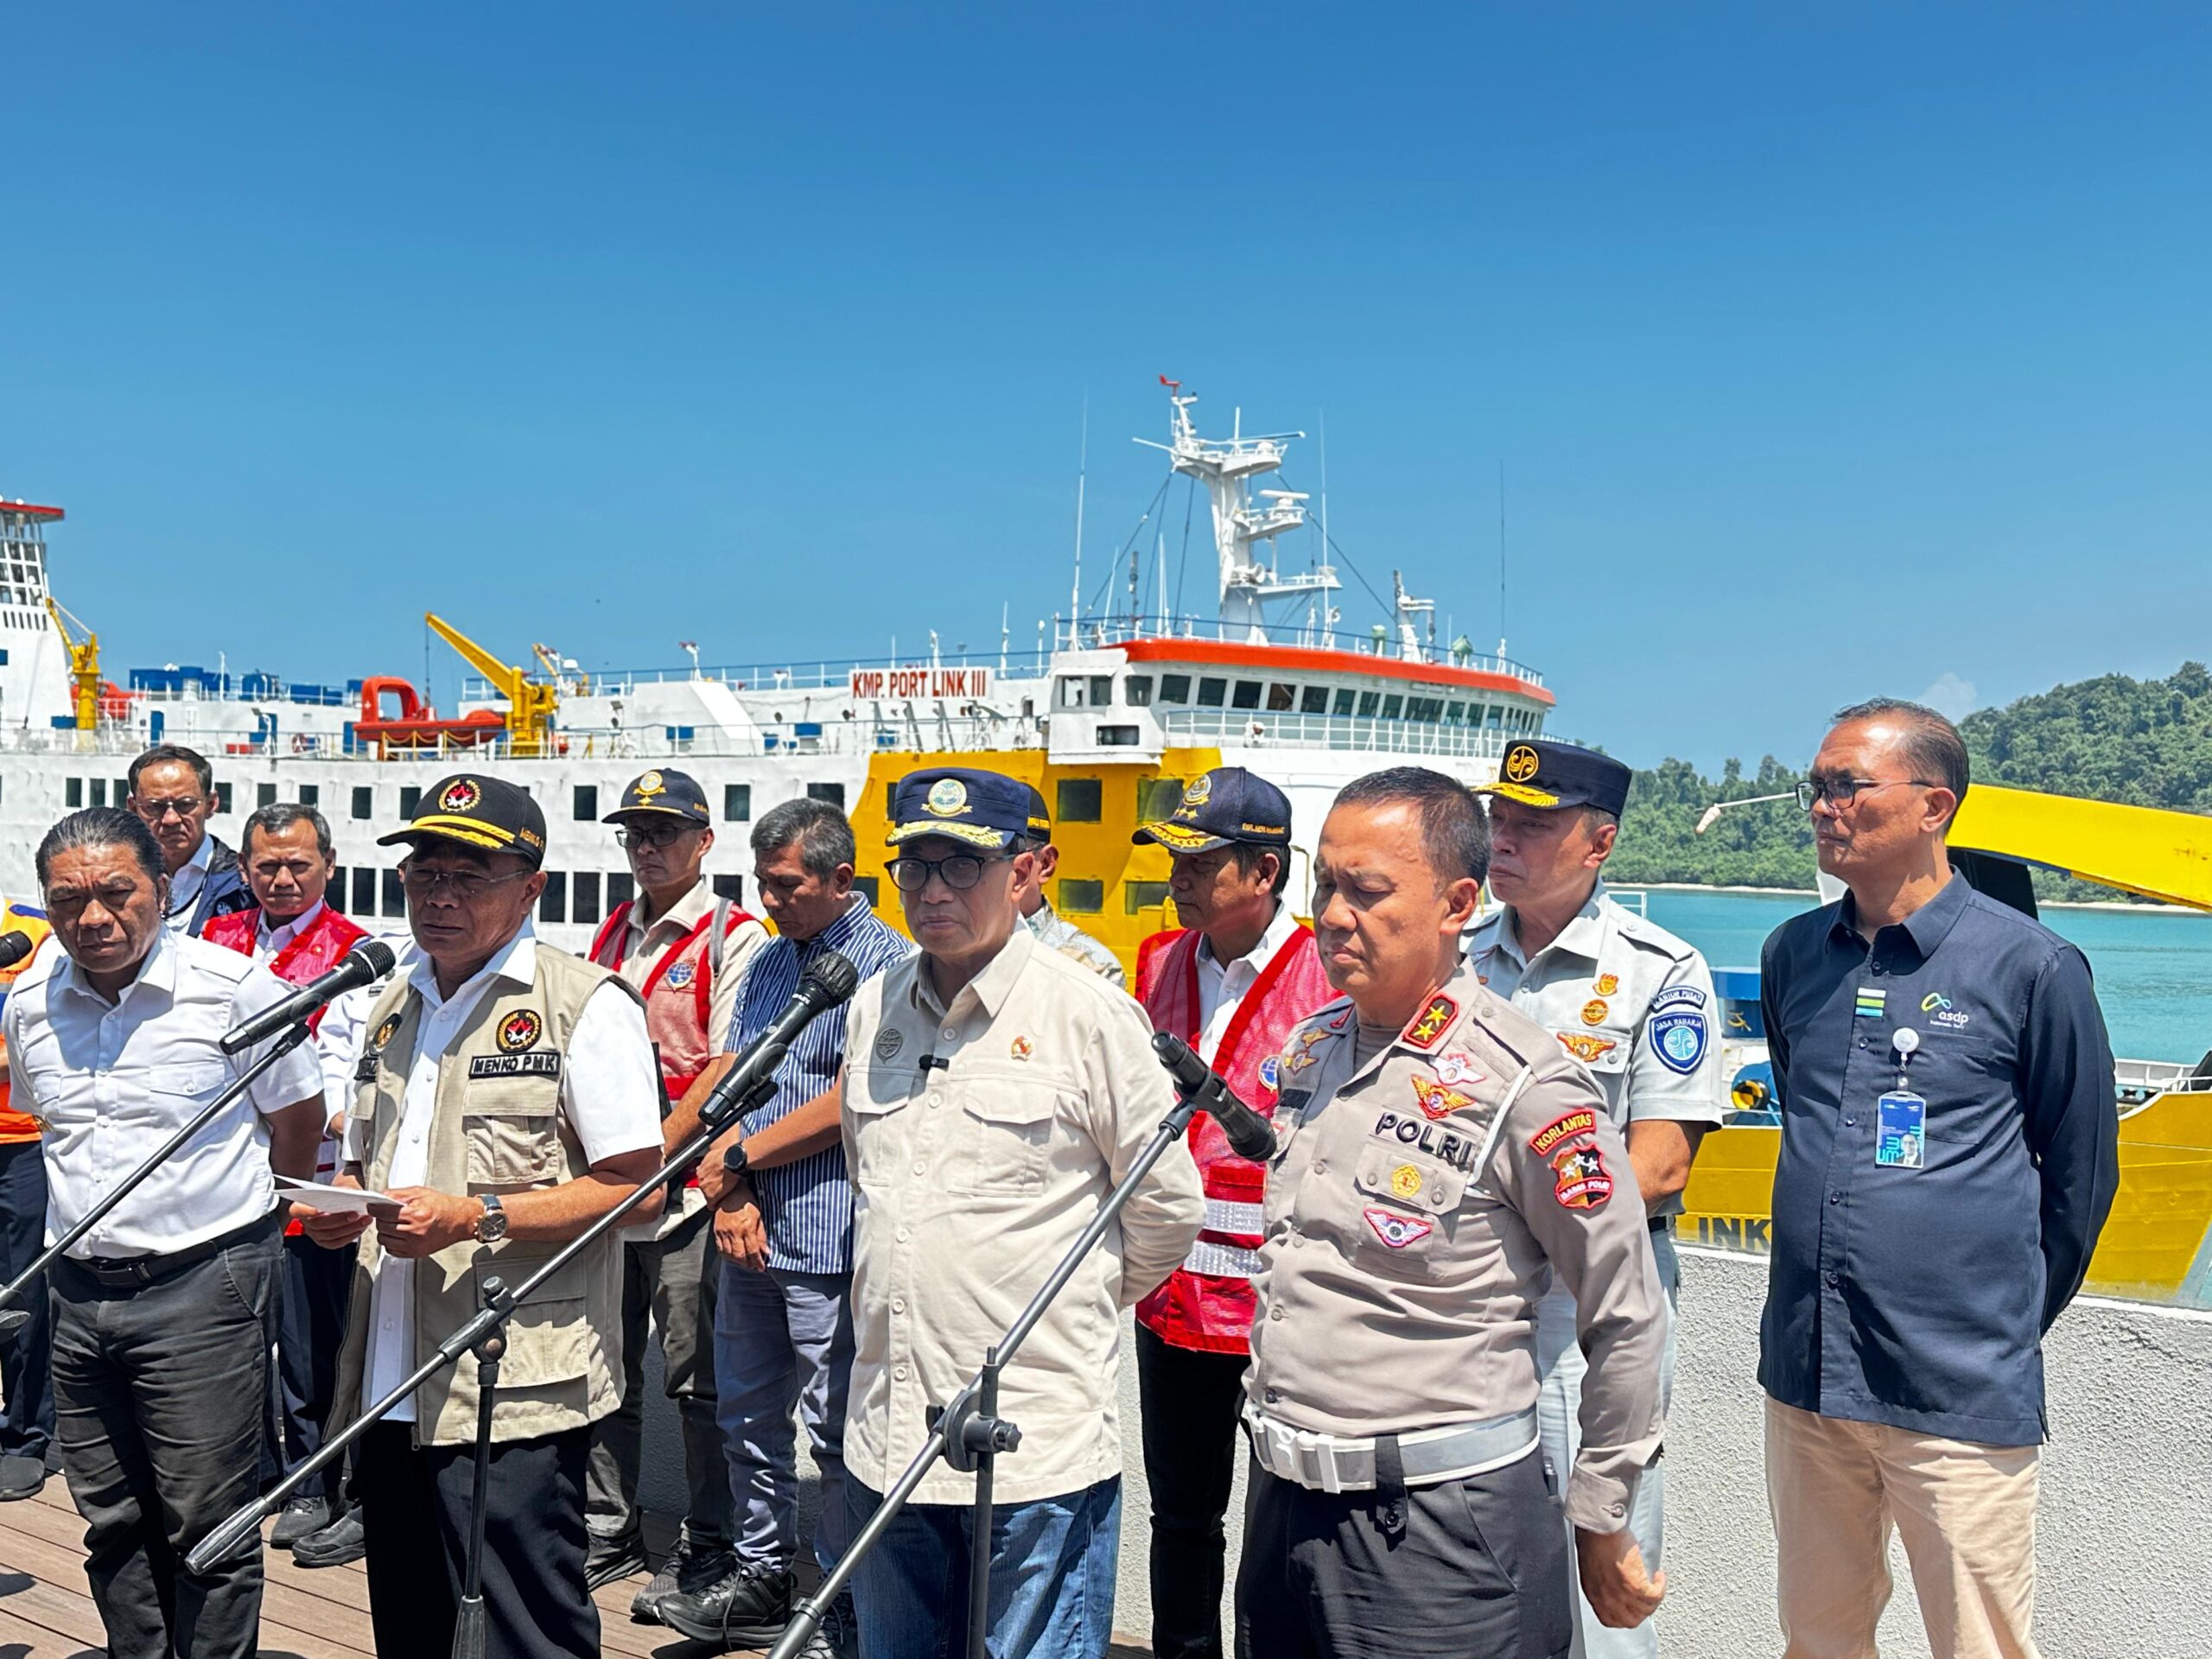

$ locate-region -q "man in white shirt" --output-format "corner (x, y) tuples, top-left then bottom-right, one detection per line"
(7, 807), (327, 1659)
(125, 745), (251, 937)
(302, 774), (665, 1659)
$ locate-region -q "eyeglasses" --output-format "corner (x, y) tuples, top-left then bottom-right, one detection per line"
(132, 797), (207, 823)
(615, 823), (697, 850)
(398, 864), (536, 901)
(1794, 777), (1937, 812)
(887, 853), (1010, 893)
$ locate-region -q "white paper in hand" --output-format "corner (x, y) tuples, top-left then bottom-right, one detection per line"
(277, 1175), (403, 1212)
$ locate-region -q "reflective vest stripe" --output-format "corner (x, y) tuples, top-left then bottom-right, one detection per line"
(1184, 1239), (1265, 1279)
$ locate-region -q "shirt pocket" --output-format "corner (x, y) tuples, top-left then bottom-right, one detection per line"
(945, 1064), (1065, 1198)
(843, 1059), (919, 1195)
(1347, 1141), (1469, 1278)
(476, 1243), (588, 1387)
(119, 1061), (231, 1133)
(461, 1075), (564, 1192)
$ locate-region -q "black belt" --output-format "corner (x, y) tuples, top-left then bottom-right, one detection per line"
(1649, 1217), (1671, 1234)
(60, 1207), (282, 1290)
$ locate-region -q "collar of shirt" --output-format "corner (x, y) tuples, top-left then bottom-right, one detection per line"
(801, 892), (883, 961)
(1828, 870), (1970, 963)
(910, 921), (1033, 1022)
(1487, 881), (1611, 974)
(407, 921), (536, 1018)
(1198, 897), (1299, 987)
(257, 899), (327, 958)
(626, 880), (713, 957)
(163, 834), (216, 917)
(51, 925), (181, 1012)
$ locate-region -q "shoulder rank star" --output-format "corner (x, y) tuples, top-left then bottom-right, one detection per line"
(1403, 993), (1458, 1050)
(1410, 1074), (1474, 1122)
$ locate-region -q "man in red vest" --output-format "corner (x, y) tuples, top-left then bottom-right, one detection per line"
(1131, 767), (1334, 1659)
(585, 767), (768, 1618)
(201, 804), (372, 1557)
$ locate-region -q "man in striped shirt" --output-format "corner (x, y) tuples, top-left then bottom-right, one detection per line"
(656, 798), (911, 1655)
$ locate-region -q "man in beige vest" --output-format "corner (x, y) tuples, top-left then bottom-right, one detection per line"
(302, 774), (664, 1659)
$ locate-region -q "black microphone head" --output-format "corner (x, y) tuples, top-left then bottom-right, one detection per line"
(0, 931), (35, 972)
(801, 950), (861, 1007)
(1151, 1030), (1211, 1091)
(350, 939), (398, 978)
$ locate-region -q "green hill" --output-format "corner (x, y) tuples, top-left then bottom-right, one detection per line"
(1603, 662), (2212, 901)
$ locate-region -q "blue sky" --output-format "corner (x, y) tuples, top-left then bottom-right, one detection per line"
(4, 3), (2207, 770)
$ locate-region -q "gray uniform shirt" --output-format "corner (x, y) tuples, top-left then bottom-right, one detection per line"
(1470, 883), (1725, 1218)
(1245, 958), (1667, 1532)
(1025, 900), (1126, 987)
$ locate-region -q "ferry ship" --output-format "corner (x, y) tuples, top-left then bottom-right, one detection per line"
(0, 384), (1553, 963)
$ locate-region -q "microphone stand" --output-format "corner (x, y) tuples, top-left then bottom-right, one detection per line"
(184, 1064), (785, 1657)
(768, 1058), (1221, 1659)
(0, 1020), (314, 1336)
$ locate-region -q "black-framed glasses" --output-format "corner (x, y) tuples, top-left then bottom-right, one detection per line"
(887, 852), (1010, 893)
(1794, 777), (1937, 812)
(615, 823), (697, 850)
(398, 863), (536, 901)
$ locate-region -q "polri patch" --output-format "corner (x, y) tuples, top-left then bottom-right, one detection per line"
(1550, 1144), (1613, 1210)
(1363, 1208), (1435, 1249)
(497, 1010), (544, 1052)
(468, 1052), (563, 1080)
(1403, 994), (1458, 1050)
(1529, 1109), (1599, 1158)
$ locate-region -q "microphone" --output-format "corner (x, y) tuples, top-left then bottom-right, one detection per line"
(219, 940), (397, 1055)
(692, 951), (861, 1130)
(1151, 1031), (1278, 1161)
(0, 931), (36, 972)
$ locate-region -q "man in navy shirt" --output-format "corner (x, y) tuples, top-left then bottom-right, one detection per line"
(1759, 698), (2117, 1659)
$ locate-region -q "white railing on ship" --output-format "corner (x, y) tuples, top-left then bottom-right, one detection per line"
(1159, 709), (1522, 759)
(1055, 614), (1548, 690)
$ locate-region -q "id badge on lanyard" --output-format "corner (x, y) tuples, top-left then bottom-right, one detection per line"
(1875, 1026), (1926, 1170)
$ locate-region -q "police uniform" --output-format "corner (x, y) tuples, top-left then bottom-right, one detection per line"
(1236, 961), (1667, 1659)
(328, 775), (664, 1659)
(839, 768), (1203, 1659)
(1019, 784), (1126, 985)
(1471, 741), (1725, 1659)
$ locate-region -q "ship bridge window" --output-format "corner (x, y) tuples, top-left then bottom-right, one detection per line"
(214, 782), (233, 816)
(1487, 706), (1503, 728)
(725, 784), (752, 822)
(1332, 689), (1356, 718)
(1230, 681), (1262, 711)
(66, 778), (81, 809)
(1139, 779), (1184, 821)
(574, 785), (598, 821)
(539, 874), (567, 925)
(380, 869), (405, 919)
(257, 784), (277, 809)
(1300, 686), (1329, 715)
(1124, 676), (1154, 707)
(1096, 725), (1140, 746)
(1357, 691), (1381, 718)
(852, 874), (880, 906)
(1056, 676), (1115, 709)
(1125, 880), (1171, 914)
(399, 786), (423, 820)
(298, 785), (319, 807)
(712, 874), (746, 906)
(1057, 779), (1103, 823)
(352, 868), (377, 916)
(1446, 702), (1465, 722)
(807, 783), (846, 808)
(353, 786), (373, 821)
(330, 867), (346, 912)
(573, 872), (601, 925)
(1058, 878), (1104, 915)
(1197, 677), (1227, 708)
(1159, 674), (1192, 704)
(1381, 695), (1403, 720)
(1407, 696), (1444, 722)
(608, 873), (634, 912)
(89, 779), (107, 808)
(1266, 683), (1295, 713)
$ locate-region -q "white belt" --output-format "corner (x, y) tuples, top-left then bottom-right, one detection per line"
(1243, 1405), (1540, 1494)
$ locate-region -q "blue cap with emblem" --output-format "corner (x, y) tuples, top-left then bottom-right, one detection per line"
(886, 767), (1034, 851)
(1132, 766), (1293, 855)
(1472, 740), (1631, 817)
(602, 767), (711, 824)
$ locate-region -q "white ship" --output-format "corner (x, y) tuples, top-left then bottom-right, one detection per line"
(0, 385), (1555, 963)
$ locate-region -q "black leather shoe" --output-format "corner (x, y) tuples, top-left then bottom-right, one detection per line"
(629, 1536), (733, 1624)
(584, 1527), (649, 1592)
(0, 1454), (46, 1502)
(270, 1494), (333, 1549)
(657, 1558), (796, 1649)
(291, 1506), (366, 1568)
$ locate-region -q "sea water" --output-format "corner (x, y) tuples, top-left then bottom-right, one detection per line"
(1639, 887), (2212, 1066)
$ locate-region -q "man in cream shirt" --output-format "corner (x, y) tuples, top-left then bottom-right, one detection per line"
(837, 766), (1202, 1659)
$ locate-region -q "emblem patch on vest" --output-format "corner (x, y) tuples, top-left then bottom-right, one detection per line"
(664, 961), (696, 988)
(1580, 998), (1610, 1026)
(874, 1027), (906, 1061)
(498, 1010), (544, 1052)
(1529, 1109), (1599, 1157)
(1594, 973), (1619, 996)
(1258, 1054), (1281, 1091)
(1403, 995), (1457, 1050)
(469, 1052), (563, 1079)
(1363, 1208), (1434, 1249)
(1550, 1143), (1613, 1210)
(1557, 1032), (1618, 1065)
(1410, 1075), (1472, 1122)
(371, 1013), (403, 1052)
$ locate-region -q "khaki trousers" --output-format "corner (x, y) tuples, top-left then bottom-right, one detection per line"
(1764, 1397), (2039, 1659)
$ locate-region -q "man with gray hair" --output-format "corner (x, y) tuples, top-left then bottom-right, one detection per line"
(656, 796), (912, 1655)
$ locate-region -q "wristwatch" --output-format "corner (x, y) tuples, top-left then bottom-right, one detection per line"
(474, 1192), (509, 1244)
(721, 1141), (752, 1179)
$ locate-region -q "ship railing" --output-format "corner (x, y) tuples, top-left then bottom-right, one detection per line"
(463, 649), (1058, 703)
(1158, 709), (1523, 759)
(1053, 614), (1548, 689)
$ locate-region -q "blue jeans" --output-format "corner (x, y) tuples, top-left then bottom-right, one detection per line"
(0, 1141), (54, 1464)
(714, 1260), (855, 1575)
(846, 1475), (1122, 1659)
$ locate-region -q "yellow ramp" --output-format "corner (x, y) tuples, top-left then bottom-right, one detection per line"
(1951, 784), (2212, 912)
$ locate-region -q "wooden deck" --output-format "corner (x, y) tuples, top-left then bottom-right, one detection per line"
(0, 1475), (1150, 1656)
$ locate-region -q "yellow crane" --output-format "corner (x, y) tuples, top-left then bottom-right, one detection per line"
(424, 613), (561, 758)
(43, 596), (103, 734)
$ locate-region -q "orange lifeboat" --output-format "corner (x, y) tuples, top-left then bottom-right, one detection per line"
(353, 676), (506, 756)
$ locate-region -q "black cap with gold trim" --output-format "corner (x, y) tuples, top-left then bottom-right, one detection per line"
(1021, 784), (1052, 842)
(1132, 766), (1293, 855)
(1474, 740), (1631, 817)
(377, 773), (549, 868)
(885, 767), (1032, 852)
(603, 767), (711, 825)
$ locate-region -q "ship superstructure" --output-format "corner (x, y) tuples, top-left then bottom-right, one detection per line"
(0, 387), (1554, 962)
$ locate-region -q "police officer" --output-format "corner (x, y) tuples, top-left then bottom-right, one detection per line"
(302, 775), (664, 1659)
(1017, 784), (1125, 983)
(1236, 766), (1667, 1659)
(1471, 740), (1724, 1659)
(1129, 766), (1333, 1659)
(838, 766), (1202, 1659)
